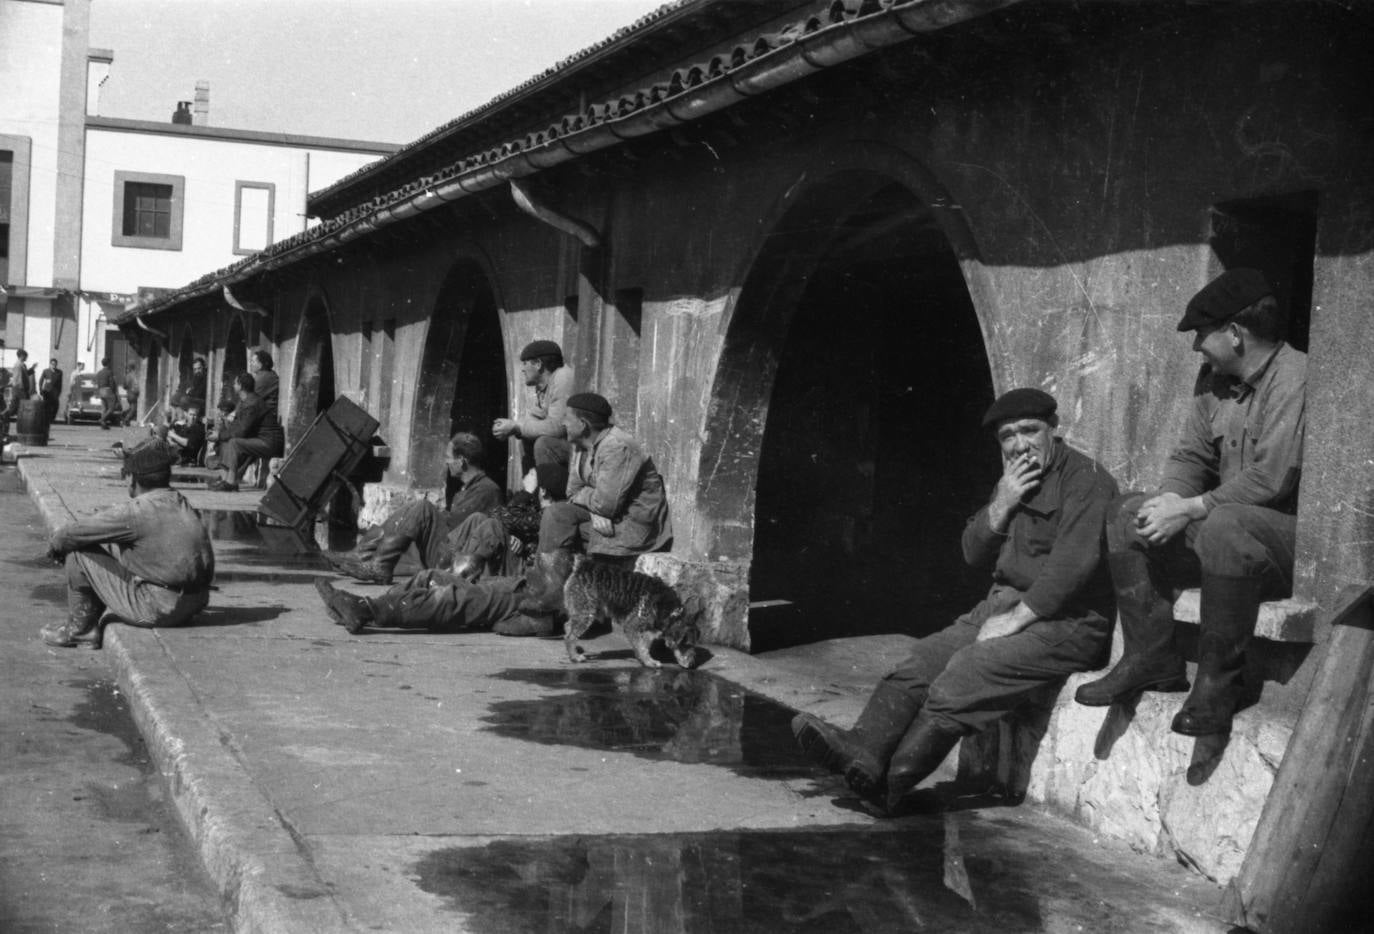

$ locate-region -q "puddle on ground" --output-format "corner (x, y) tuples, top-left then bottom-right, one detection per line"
(194, 509), (356, 573)
(410, 823), (1080, 933)
(481, 668), (815, 780)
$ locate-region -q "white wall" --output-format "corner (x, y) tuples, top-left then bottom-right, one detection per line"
(81, 127), (383, 294)
(0, 0), (65, 287)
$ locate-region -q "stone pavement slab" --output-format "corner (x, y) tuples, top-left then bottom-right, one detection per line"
(9, 424), (1230, 933)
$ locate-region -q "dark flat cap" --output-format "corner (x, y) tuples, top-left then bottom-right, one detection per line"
(982, 388), (1058, 428)
(519, 340), (563, 361)
(1177, 268), (1272, 332)
(567, 392), (612, 420)
(125, 439), (179, 477)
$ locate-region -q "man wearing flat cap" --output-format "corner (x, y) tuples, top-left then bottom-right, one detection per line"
(792, 387), (1117, 815)
(536, 392), (672, 562)
(493, 339), (575, 480)
(41, 439), (215, 648)
(1076, 268), (1306, 736)
(324, 432), (503, 585)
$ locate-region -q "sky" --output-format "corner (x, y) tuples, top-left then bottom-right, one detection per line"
(88, 0), (671, 145)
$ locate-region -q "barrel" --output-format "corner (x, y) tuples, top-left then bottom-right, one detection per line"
(15, 398), (50, 446)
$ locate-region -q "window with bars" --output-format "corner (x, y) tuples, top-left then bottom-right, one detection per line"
(122, 181), (173, 238)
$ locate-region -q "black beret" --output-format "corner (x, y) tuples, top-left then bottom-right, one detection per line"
(1176, 268), (1272, 332)
(567, 392), (612, 420)
(519, 340), (563, 361)
(124, 439), (179, 477)
(982, 388), (1058, 428)
(535, 460), (569, 500)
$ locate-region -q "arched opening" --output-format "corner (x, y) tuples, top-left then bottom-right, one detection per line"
(290, 296), (336, 444)
(223, 316), (248, 403)
(411, 259), (508, 495)
(701, 172), (997, 652)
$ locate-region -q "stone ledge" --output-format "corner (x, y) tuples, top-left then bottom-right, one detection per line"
(960, 668), (1295, 886)
(1173, 589), (1317, 642)
(357, 481), (443, 529)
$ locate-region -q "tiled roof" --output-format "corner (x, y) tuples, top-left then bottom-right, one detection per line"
(119, 0), (1016, 324)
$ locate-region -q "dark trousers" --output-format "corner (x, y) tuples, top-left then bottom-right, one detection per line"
(366, 499), (462, 569)
(1107, 492), (1297, 599)
(41, 393), (59, 423)
(881, 584), (1111, 734)
(221, 436), (283, 485)
(380, 569), (524, 631)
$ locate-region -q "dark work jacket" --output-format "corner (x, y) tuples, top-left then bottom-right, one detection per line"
(962, 439), (1117, 621)
(224, 391), (284, 453)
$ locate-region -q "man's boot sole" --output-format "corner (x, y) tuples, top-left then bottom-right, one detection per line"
(1074, 675), (1190, 707)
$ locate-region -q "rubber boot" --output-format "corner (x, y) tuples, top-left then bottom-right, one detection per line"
(41, 590), (104, 648)
(1171, 573), (1262, 736)
(792, 681), (922, 802)
(1075, 549), (1190, 706)
(518, 549), (574, 617)
(314, 578), (376, 634)
(325, 533), (407, 585)
(884, 712), (964, 815)
(324, 527), (384, 577)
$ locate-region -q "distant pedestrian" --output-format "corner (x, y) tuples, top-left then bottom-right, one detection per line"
(121, 364), (141, 426)
(41, 439), (215, 648)
(3, 349), (33, 426)
(94, 357), (118, 430)
(39, 358), (64, 423)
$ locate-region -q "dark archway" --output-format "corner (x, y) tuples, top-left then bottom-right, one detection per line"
(701, 171), (997, 652)
(289, 295), (336, 446)
(411, 259), (508, 494)
(223, 316), (248, 403)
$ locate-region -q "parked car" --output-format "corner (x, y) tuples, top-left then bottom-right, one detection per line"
(65, 374), (128, 424)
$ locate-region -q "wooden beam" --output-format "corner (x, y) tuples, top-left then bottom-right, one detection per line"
(1223, 584), (1374, 933)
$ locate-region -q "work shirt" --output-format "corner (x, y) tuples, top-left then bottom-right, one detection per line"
(962, 439), (1118, 621)
(50, 488), (215, 592)
(1160, 342), (1306, 515)
(94, 366), (116, 398)
(567, 426), (672, 555)
(447, 471), (503, 525)
(516, 366), (575, 441)
(223, 391), (285, 450)
(11, 361), (34, 398)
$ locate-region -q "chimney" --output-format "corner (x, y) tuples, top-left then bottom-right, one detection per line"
(193, 80), (210, 126)
(173, 101), (192, 125)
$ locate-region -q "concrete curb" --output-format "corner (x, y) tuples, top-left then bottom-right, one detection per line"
(17, 454), (357, 934)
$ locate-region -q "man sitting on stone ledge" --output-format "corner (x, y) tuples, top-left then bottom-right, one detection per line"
(791, 388), (1118, 815)
(207, 372), (284, 492)
(41, 439), (215, 648)
(492, 339), (575, 475)
(536, 392), (672, 567)
(324, 432), (503, 585)
(1075, 268), (1306, 736)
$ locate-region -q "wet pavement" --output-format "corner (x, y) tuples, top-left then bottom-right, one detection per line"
(6, 425), (1231, 933)
(0, 461), (228, 933)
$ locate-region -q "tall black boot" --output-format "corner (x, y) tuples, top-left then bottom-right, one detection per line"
(1075, 549), (1189, 706)
(884, 711), (964, 815)
(315, 578), (378, 634)
(1171, 573), (1263, 736)
(792, 681), (922, 800)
